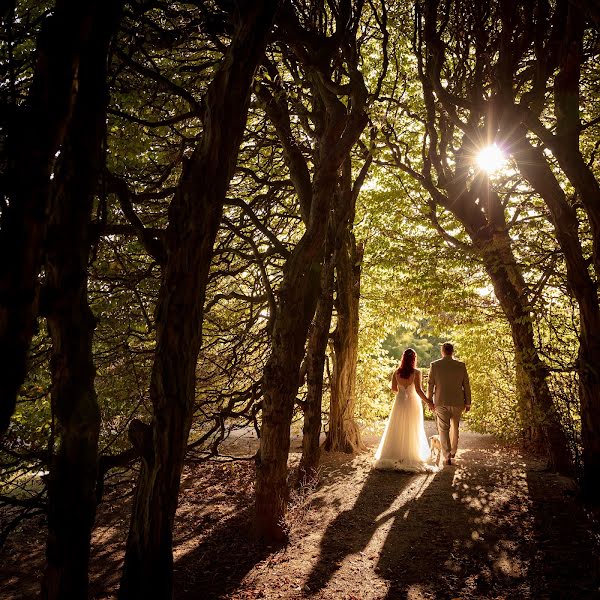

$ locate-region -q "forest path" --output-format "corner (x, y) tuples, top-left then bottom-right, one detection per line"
(187, 423), (599, 600)
(2, 425), (599, 599)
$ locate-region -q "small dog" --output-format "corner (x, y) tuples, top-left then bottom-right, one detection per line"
(429, 434), (442, 466)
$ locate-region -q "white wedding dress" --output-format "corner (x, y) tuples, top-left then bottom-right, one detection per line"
(374, 378), (435, 472)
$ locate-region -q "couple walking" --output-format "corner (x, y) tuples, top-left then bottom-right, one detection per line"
(374, 342), (471, 472)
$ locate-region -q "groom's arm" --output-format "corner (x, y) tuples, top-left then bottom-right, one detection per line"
(427, 363), (435, 403)
(463, 365), (472, 411)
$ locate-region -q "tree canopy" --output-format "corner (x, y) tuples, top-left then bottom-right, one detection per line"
(1, 0), (599, 597)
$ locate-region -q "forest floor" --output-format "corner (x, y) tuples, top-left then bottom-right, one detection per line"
(2, 421), (600, 599)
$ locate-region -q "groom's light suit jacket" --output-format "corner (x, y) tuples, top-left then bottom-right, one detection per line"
(428, 356), (471, 408)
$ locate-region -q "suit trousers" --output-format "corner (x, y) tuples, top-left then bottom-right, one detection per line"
(435, 405), (463, 458)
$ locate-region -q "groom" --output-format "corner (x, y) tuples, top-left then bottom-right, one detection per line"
(427, 342), (471, 466)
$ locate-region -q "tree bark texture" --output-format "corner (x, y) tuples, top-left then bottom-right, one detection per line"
(511, 130), (600, 494)
(325, 230), (364, 453)
(325, 161), (365, 453)
(255, 182), (334, 543)
(476, 234), (572, 474)
(41, 4), (123, 598)
(297, 251), (334, 484)
(255, 19), (368, 539)
(118, 2), (278, 598)
(514, 362), (541, 445)
(577, 293), (600, 501)
(0, 0), (95, 435)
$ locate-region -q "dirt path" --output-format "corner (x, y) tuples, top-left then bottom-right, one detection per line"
(2, 424), (599, 599)
(204, 424), (599, 600)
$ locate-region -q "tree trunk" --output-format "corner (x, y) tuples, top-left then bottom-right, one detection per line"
(254, 6), (368, 542)
(323, 155), (367, 454)
(478, 236), (573, 474)
(118, 3), (278, 598)
(41, 4), (123, 598)
(256, 171), (368, 543)
(255, 202), (331, 542)
(515, 362), (542, 445)
(512, 130), (600, 497)
(255, 135), (368, 544)
(0, 0), (94, 435)
(577, 299), (600, 500)
(297, 252), (334, 484)
(324, 229), (365, 453)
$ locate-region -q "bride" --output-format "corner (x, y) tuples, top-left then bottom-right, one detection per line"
(374, 348), (436, 472)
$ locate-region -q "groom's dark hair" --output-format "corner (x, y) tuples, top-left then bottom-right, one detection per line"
(442, 342), (454, 355)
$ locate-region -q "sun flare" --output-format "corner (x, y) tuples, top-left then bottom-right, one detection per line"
(476, 144), (506, 174)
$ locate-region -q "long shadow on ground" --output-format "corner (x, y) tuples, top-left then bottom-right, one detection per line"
(377, 445), (599, 599)
(173, 448), (374, 599)
(306, 438), (600, 600)
(527, 466), (600, 599)
(305, 469), (416, 593)
(378, 447), (532, 599)
(173, 504), (269, 600)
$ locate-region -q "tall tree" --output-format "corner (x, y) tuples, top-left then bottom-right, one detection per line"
(41, 3), (124, 597)
(254, 0), (368, 542)
(0, 0), (97, 434)
(298, 148), (372, 473)
(509, 0), (600, 498)
(325, 154), (371, 453)
(298, 249), (334, 483)
(118, 1), (279, 597)
(394, 0), (573, 473)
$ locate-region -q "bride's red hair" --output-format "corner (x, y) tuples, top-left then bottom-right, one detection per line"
(397, 348), (417, 379)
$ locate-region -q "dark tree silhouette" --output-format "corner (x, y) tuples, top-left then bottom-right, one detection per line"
(0, 0), (98, 435)
(41, 3), (124, 597)
(118, 1), (279, 597)
(325, 154), (371, 454)
(254, 0), (368, 542)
